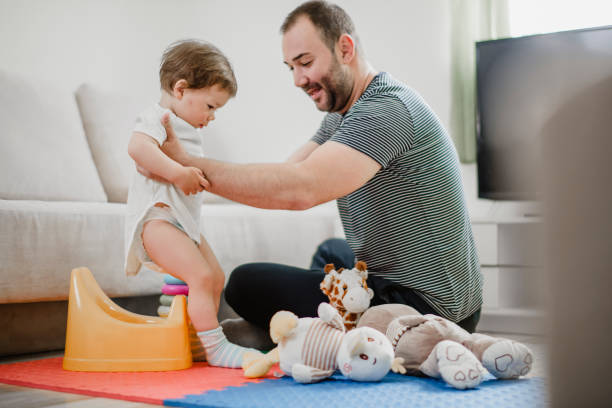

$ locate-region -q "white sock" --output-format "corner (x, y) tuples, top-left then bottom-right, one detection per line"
(198, 326), (259, 368)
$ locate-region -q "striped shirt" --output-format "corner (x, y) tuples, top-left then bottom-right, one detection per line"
(312, 72), (482, 322)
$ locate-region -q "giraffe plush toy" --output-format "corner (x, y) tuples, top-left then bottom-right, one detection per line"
(320, 261), (374, 331)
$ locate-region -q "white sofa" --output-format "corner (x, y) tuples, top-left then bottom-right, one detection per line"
(0, 71), (340, 356)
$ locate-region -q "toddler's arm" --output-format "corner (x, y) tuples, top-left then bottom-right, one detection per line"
(128, 131), (207, 195)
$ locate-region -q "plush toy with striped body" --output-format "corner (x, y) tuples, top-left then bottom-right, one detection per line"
(242, 302), (405, 383)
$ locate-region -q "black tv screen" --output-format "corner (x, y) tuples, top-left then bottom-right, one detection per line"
(475, 25), (612, 200)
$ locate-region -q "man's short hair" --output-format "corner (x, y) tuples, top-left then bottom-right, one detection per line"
(159, 39), (237, 97)
(280, 1), (362, 55)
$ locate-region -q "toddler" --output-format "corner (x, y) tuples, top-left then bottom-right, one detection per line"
(125, 39), (257, 368)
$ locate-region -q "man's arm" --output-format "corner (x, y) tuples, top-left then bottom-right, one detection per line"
(159, 116), (381, 209)
(286, 141), (319, 163)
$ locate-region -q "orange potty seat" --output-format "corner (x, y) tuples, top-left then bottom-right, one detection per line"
(63, 267), (192, 372)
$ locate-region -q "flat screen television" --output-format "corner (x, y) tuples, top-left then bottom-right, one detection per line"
(475, 25), (612, 200)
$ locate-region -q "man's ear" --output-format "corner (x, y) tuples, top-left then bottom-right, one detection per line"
(337, 34), (356, 63)
(172, 79), (189, 100)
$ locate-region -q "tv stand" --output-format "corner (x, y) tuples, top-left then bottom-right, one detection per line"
(469, 199), (545, 334)
(473, 200), (542, 222)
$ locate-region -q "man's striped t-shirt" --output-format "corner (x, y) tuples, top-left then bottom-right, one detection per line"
(312, 72), (482, 322)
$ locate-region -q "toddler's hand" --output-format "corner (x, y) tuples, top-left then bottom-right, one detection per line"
(173, 166), (208, 195)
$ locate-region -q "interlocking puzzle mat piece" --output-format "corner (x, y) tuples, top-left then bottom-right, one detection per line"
(166, 372), (548, 408)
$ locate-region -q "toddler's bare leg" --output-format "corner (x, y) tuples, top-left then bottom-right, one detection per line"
(142, 221), (260, 368)
(186, 235), (226, 362)
(197, 234), (225, 316)
(142, 220), (218, 331)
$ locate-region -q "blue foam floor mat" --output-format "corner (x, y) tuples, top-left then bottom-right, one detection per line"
(165, 372), (548, 408)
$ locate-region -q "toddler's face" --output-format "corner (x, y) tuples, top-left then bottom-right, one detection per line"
(176, 84), (230, 128)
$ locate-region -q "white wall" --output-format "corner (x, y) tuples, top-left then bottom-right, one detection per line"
(0, 0), (452, 164)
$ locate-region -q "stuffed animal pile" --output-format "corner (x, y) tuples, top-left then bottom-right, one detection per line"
(243, 259), (534, 389)
(242, 302), (405, 383)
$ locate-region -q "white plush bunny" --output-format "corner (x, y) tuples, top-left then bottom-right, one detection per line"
(243, 302), (405, 383)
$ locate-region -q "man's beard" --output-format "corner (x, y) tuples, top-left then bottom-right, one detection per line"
(305, 58), (353, 112)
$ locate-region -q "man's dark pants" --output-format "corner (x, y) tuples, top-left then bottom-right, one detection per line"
(224, 238), (481, 333)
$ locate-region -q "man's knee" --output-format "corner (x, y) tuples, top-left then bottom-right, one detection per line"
(317, 238), (346, 254)
(224, 264), (252, 309)
(311, 238), (354, 270)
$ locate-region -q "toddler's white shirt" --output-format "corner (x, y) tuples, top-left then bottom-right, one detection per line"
(124, 104), (205, 275)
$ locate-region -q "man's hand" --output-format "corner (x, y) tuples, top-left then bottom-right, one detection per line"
(135, 164), (210, 191)
(160, 112), (189, 165)
(171, 166), (209, 195)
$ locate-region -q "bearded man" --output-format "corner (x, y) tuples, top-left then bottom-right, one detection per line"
(152, 1), (483, 342)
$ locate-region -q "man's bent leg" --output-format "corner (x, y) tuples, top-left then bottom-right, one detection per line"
(309, 238), (355, 270)
(224, 262), (328, 329)
(368, 275), (482, 334)
(456, 309), (481, 333)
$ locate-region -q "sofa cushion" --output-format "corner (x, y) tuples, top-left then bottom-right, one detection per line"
(0, 200), (163, 303)
(199, 201), (341, 273)
(0, 199), (340, 304)
(75, 83), (144, 203)
(0, 71), (107, 202)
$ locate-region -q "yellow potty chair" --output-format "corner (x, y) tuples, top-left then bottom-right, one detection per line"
(63, 267), (192, 372)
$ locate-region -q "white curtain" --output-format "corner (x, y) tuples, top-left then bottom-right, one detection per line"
(449, 0), (510, 163)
